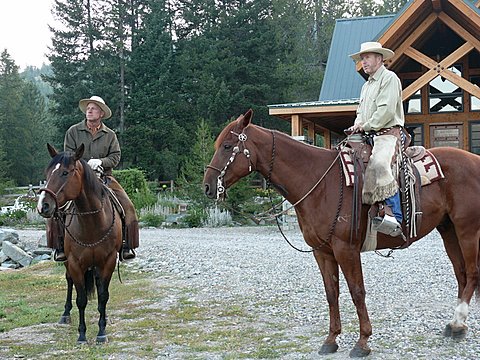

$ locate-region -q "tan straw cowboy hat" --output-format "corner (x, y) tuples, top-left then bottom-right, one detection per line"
(78, 96), (112, 119)
(349, 41), (395, 62)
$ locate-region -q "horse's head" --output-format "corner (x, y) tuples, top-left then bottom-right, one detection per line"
(203, 109), (255, 200)
(37, 143), (86, 218)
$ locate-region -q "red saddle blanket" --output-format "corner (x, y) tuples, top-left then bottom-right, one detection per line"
(340, 147), (444, 187)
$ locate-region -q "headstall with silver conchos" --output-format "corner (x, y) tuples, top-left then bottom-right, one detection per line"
(207, 130), (253, 200)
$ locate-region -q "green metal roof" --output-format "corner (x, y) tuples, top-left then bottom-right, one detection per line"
(269, 0), (479, 110)
(319, 15), (395, 101)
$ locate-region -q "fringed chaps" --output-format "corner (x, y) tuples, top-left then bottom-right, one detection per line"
(362, 134), (399, 205)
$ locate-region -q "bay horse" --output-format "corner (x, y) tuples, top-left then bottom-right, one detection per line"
(37, 144), (122, 344)
(203, 110), (480, 357)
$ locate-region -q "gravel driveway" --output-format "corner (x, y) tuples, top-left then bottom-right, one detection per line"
(15, 226), (480, 359)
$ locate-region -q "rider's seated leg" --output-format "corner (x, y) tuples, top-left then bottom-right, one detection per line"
(47, 217), (67, 262)
(385, 192), (403, 223)
(105, 176), (139, 261)
(122, 218), (139, 260)
(372, 194), (403, 237)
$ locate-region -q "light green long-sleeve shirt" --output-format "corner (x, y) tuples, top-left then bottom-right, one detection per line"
(64, 120), (121, 175)
(354, 65), (405, 133)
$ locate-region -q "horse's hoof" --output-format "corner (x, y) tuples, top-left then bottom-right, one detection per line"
(349, 344), (371, 358)
(452, 326), (468, 341)
(58, 315), (71, 324)
(444, 323), (468, 340)
(443, 323), (452, 337)
(96, 335), (108, 344)
(77, 339), (88, 345)
(319, 342), (339, 354)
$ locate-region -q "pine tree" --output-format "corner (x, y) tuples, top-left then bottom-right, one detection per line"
(0, 50), (51, 185)
(177, 119), (214, 207)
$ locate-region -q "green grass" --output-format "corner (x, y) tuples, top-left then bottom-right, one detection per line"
(0, 261), (313, 359)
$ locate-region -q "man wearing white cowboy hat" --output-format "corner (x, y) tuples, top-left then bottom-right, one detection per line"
(46, 96), (139, 261)
(347, 42), (405, 237)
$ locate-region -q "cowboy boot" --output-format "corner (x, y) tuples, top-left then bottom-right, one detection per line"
(53, 236), (67, 262)
(120, 220), (136, 260)
(122, 246), (136, 260)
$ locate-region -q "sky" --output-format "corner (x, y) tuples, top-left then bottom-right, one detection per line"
(0, 0), (56, 70)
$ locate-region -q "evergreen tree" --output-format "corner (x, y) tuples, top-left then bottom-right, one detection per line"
(0, 50), (51, 185)
(177, 119), (214, 207)
(125, 0), (188, 180)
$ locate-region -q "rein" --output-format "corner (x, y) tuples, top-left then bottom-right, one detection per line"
(61, 192), (116, 248)
(210, 128), (344, 253)
(40, 162), (116, 248)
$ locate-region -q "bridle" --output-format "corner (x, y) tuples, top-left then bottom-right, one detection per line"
(206, 130), (253, 200)
(38, 161), (114, 248)
(38, 165), (77, 209)
(206, 127), (344, 252)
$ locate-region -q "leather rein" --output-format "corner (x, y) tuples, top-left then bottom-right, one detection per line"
(38, 164), (116, 248)
(207, 129), (344, 252)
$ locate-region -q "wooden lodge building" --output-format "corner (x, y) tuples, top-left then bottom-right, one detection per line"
(269, 0), (480, 153)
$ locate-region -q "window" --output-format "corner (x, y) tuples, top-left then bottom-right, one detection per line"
(430, 124), (463, 148)
(403, 79), (422, 114)
(429, 65), (463, 113)
(470, 76), (480, 111)
(469, 122), (480, 154)
(405, 124), (424, 146)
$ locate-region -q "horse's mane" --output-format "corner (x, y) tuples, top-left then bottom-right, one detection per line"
(47, 152), (104, 197)
(215, 117), (335, 156)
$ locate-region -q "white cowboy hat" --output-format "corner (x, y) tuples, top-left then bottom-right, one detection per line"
(78, 96), (112, 119)
(349, 42), (395, 62)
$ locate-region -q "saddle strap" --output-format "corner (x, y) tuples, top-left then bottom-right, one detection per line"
(351, 148), (365, 240)
(103, 185), (126, 219)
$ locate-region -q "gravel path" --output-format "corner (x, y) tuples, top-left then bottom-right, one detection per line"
(14, 226), (480, 359)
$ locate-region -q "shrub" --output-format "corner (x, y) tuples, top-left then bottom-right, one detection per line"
(112, 169), (156, 210)
(0, 209), (27, 226)
(140, 213), (165, 228)
(182, 206), (206, 228)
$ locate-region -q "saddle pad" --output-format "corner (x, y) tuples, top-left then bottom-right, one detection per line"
(340, 149), (444, 187)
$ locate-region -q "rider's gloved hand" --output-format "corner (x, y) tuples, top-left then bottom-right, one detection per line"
(87, 159), (102, 170)
(346, 124), (364, 134)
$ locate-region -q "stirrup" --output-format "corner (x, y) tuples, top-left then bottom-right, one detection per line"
(53, 249), (67, 262)
(372, 214), (403, 238)
(121, 248), (136, 261)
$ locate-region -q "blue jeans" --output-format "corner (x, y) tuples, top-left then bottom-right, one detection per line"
(385, 192), (403, 223)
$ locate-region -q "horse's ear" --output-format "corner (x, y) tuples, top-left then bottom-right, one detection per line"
(74, 144), (85, 161)
(47, 143), (58, 158)
(242, 109), (253, 128)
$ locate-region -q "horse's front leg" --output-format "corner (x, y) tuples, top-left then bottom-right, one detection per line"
(313, 250), (341, 354)
(74, 283), (88, 344)
(335, 243), (372, 357)
(95, 270), (112, 344)
(59, 268), (73, 324)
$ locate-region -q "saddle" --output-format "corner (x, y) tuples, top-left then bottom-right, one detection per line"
(339, 128), (444, 245)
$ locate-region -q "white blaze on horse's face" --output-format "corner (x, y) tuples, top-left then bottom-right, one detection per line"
(36, 163), (61, 213)
(51, 163), (61, 175)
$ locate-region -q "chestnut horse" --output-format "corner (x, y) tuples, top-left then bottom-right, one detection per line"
(37, 144), (122, 344)
(203, 110), (480, 357)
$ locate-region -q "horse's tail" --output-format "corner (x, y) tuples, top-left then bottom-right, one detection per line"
(85, 268), (96, 300)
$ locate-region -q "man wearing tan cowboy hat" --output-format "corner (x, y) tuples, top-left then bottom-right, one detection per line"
(47, 96), (139, 261)
(346, 42), (405, 237)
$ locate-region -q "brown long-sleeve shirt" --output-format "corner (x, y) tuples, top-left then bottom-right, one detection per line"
(64, 120), (121, 175)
